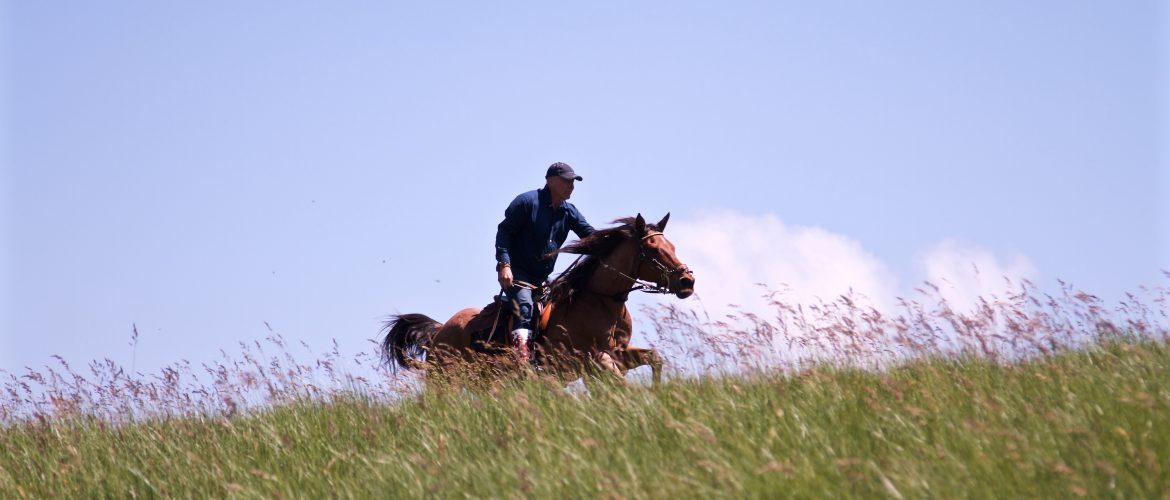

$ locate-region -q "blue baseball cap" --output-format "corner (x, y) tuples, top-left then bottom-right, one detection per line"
(546, 162), (583, 181)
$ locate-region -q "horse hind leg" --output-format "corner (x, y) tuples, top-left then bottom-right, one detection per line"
(620, 346), (663, 386)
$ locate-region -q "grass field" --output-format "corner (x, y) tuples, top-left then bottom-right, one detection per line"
(2, 280), (1167, 498)
(1, 340), (1166, 498)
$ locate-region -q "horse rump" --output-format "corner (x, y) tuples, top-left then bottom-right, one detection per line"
(380, 313), (442, 371)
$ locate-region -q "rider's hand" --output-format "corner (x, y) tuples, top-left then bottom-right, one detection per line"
(497, 265), (513, 290)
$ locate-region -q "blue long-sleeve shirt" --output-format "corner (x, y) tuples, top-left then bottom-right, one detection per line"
(495, 187), (595, 283)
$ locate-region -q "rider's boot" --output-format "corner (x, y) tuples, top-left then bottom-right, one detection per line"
(510, 328), (530, 363)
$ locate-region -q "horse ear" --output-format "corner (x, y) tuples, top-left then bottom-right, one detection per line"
(635, 213), (646, 235)
(656, 213), (670, 232)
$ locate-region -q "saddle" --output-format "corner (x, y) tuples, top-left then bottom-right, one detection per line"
(466, 284), (551, 360)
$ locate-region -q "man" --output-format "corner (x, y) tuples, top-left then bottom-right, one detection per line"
(495, 162), (595, 359)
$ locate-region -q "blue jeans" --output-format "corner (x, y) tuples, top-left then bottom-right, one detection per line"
(507, 285), (535, 331)
(505, 270), (542, 331)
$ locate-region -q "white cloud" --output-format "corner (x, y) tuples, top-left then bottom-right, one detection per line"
(916, 240), (1038, 309)
(662, 210), (1038, 320)
(665, 210), (899, 321)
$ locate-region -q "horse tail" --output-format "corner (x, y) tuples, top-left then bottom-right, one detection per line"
(379, 313), (442, 371)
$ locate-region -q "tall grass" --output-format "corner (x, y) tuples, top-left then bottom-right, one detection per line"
(1, 277), (1167, 497)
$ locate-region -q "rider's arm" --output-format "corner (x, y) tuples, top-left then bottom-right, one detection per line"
(569, 206), (595, 239)
(495, 194), (529, 266)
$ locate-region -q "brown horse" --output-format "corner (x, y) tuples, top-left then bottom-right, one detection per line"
(380, 213), (695, 385)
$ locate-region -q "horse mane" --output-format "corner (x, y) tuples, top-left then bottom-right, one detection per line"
(546, 217), (660, 304)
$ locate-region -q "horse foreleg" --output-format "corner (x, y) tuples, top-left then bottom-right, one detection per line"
(620, 347), (663, 386)
(594, 351), (624, 377)
(577, 351), (623, 396)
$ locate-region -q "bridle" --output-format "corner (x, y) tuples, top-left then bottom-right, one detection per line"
(596, 231), (692, 298)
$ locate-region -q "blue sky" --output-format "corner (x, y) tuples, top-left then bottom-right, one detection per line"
(2, 2), (1167, 376)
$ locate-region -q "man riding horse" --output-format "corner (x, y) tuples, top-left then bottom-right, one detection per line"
(382, 207), (694, 384)
(495, 162), (595, 360)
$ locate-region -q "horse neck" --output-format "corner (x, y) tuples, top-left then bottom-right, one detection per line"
(586, 239), (640, 300)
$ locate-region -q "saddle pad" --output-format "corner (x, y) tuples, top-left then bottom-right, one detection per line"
(468, 300), (514, 353)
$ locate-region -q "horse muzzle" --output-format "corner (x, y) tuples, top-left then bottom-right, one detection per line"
(675, 274), (695, 299)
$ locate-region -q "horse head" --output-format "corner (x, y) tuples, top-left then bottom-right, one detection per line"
(631, 213), (695, 299)
(553, 214), (696, 301)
